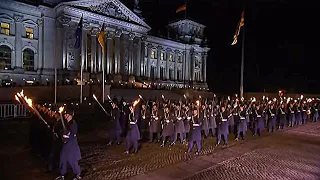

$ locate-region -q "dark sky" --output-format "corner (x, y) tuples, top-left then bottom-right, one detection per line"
(124, 0), (320, 94)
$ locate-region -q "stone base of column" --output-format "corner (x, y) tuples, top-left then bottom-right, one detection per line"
(13, 67), (24, 73)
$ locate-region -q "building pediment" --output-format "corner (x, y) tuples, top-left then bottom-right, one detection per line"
(58, 0), (151, 30)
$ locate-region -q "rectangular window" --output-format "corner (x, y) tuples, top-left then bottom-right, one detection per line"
(145, 46), (147, 57)
(178, 56), (182, 63)
(160, 52), (164, 60)
(169, 54), (173, 61)
(26, 27), (33, 39)
(1, 22), (10, 35)
(151, 50), (156, 59)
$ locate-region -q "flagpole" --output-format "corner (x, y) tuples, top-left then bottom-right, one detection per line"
(102, 34), (105, 103)
(240, 18), (245, 98)
(80, 15), (83, 104)
(54, 8), (57, 104)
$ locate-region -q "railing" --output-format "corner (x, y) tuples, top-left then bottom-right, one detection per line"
(0, 104), (27, 119)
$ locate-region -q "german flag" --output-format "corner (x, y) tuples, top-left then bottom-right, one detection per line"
(98, 24), (105, 53)
(231, 10), (245, 45)
(176, 4), (186, 13)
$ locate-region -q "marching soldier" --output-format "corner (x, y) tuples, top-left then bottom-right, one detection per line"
(268, 104), (277, 132)
(253, 104), (264, 136)
(208, 103), (217, 138)
(124, 103), (140, 154)
(160, 106), (174, 147)
(139, 102), (150, 141)
(107, 102), (122, 145)
(200, 104), (209, 138)
(236, 104), (247, 140)
(172, 103), (185, 145)
(216, 106), (229, 146)
(55, 108), (81, 180)
(183, 105), (192, 140)
(185, 108), (202, 155)
(278, 103), (286, 130)
(149, 104), (161, 142)
(288, 103), (296, 127)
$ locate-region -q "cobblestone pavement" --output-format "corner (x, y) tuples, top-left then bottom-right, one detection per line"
(1, 120), (320, 180)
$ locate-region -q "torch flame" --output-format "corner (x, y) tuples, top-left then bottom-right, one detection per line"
(263, 96), (265, 100)
(252, 97), (256, 102)
(268, 101), (272, 104)
(93, 94), (97, 100)
(25, 97), (33, 107)
(133, 99), (140, 107)
(183, 94), (187, 99)
(228, 96), (230, 101)
(161, 95), (165, 99)
(20, 90), (24, 97)
(15, 95), (19, 102)
(273, 98), (277, 102)
(139, 95), (143, 99)
(59, 106), (64, 113)
(196, 100), (200, 106)
(300, 95), (304, 99)
(241, 97), (244, 101)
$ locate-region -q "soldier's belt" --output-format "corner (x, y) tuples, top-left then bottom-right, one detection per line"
(222, 119), (227, 122)
(257, 115), (261, 118)
(193, 124), (200, 126)
(130, 122), (136, 125)
(240, 117), (245, 120)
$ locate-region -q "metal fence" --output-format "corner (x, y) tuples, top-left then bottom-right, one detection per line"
(0, 104), (27, 119)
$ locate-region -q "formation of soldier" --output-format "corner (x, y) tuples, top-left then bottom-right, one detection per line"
(107, 94), (319, 155)
(25, 93), (320, 180)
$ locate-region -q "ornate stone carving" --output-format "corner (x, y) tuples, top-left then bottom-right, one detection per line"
(128, 33), (135, 40)
(195, 56), (201, 69)
(83, 21), (90, 30)
(88, 2), (129, 21)
(13, 14), (23, 22)
(58, 16), (71, 26)
(114, 30), (122, 38)
(107, 31), (114, 39)
(37, 19), (43, 26)
(166, 48), (171, 52)
(141, 36), (147, 41)
(91, 28), (100, 36)
(174, 49), (180, 54)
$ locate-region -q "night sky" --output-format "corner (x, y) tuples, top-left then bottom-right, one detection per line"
(123, 0), (319, 94)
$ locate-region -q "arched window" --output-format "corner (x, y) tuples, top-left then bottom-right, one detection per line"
(0, 45), (11, 70)
(150, 66), (155, 79)
(23, 48), (34, 71)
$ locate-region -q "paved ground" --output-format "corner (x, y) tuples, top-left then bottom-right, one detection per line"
(1, 119), (320, 180)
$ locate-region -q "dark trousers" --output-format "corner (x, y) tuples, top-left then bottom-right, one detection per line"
(187, 140), (201, 152)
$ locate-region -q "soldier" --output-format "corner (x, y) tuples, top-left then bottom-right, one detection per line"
(171, 103), (185, 145)
(278, 103), (286, 130)
(124, 103), (140, 154)
(253, 104), (264, 136)
(236, 104), (247, 140)
(268, 104), (277, 132)
(107, 102), (122, 145)
(55, 108), (81, 180)
(160, 106), (174, 147)
(149, 104), (161, 142)
(311, 103), (319, 122)
(295, 103), (302, 125)
(200, 104), (209, 138)
(288, 103), (296, 127)
(183, 105), (192, 140)
(119, 98), (128, 135)
(301, 103), (307, 124)
(208, 103), (217, 138)
(216, 106), (229, 146)
(48, 110), (63, 172)
(139, 102), (150, 141)
(185, 108), (202, 155)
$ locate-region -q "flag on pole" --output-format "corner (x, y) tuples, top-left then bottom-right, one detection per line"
(231, 10), (245, 45)
(74, 15), (83, 49)
(176, 3), (186, 13)
(98, 24), (105, 53)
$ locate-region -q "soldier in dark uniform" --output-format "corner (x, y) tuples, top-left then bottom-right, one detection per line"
(172, 103), (185, 145)
(139, 102), (150, 141)
(107, 102), (122, 145)
(253, 104), (264, 136)
(236, 104), (247, 140)
(185, 108), (202, 155)
(149, 104), (161, 142)
(288, 103), (296, 127)
(268, 104), (277, 132)
(55, 108), (81, 180)
(216, 106), (229, 146)
(160, 106), (174, 147)
(124, 103), (140, 154)
(278, 103), (286, 130)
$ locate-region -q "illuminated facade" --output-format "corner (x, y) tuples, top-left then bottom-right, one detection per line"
(0, 0), (209, 89)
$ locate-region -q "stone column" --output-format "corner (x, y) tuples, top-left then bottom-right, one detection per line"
(183, 51), (188, 81)
(202, 52), (207, 82)
(156, 46), (162, 79)
(191, 50), (195, 81)
(128, 33), (135, 75)
(146, 43), (152, 77)
(174, 50), (179, 81)
(135, 36), (142, 77)
(14, 14), (23, 70)
(56, 22), (63, 69)
(140, 36), (146, 76)
(91, 28), (98, 73)
(165, 48), (170, 80)
(114, 30), (121, 74)
(59, 16), (71, 69)
(37, 18), (43, 71)
(81, 23), (89, 71)
(106, 31), (114, 74)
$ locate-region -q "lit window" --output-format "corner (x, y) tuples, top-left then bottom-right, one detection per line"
(151, 50), (156, 59)
(178, 56), (182, 63)
(1, 22), (10, 35)
(26, 27), (33, 39)
(23, 49), (35, 71)
(169, 54), (173, 61)
(0, 45), (12, 70)
(160, 52), (164, 60)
